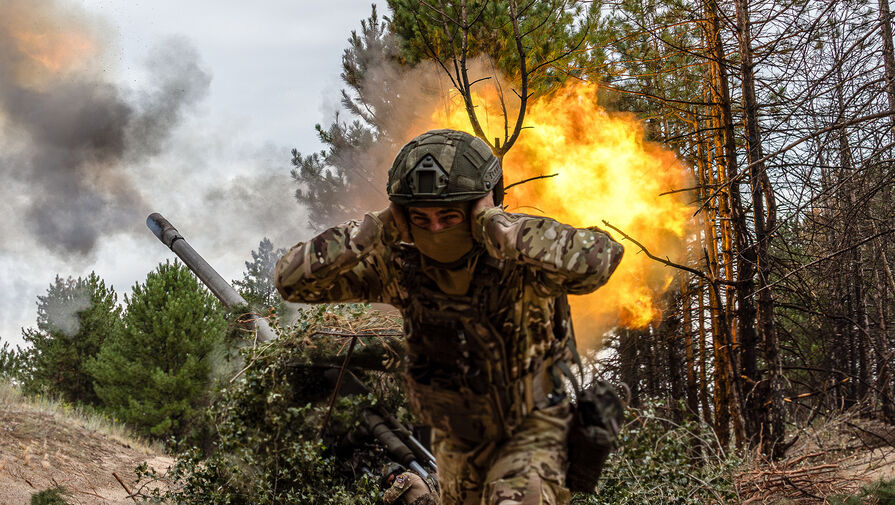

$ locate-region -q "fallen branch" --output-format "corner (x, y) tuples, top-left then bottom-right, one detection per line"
(113, 471), (139, 504)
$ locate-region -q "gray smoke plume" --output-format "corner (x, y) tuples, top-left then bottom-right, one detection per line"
(0, 1), (210, 255)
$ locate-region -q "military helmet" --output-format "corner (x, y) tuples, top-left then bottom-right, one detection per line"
(387, 129), (503, 206)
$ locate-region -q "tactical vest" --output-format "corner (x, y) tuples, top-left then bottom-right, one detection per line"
(395, 245), (571, 443)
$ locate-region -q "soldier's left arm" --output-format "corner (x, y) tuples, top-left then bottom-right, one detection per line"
(473, 207), (624, 294)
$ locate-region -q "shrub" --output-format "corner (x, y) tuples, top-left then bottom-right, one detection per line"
(829, 478), (895, 505)
(579, 403), (741, 505)
(0, 340), (25, 381)
(30, 487), (70, 505)
(135, 304), (402, 505)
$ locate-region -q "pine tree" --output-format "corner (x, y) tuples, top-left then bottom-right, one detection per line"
(290, 6), (401, 229)
(21, 273), (122, 404)
(87, 260), (226, 439)
(234, 237), (287, 316)
(0, 340), (25, 381)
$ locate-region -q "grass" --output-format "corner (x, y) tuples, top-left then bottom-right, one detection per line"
(828, 478), (895, 505)
(0, 379), (165, 455)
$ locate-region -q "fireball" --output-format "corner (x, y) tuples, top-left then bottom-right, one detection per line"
(1, 1), (99, 89)
(427, 81), (692, 344)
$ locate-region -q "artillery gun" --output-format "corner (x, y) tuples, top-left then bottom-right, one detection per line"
(145, 213), (436, 480)
(146, 212), (277, 341)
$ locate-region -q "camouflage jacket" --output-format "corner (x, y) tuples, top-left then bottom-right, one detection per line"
(276, 207), (623, 442)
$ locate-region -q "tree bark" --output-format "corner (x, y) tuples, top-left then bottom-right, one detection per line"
(705, 0), (748, 448)
(733, 0), (786, 458)
(879, 0), (895, 136)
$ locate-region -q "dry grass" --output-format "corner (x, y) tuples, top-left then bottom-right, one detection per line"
(0, 379), (164, 455)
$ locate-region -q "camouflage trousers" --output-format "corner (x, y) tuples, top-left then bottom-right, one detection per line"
(431, 401), (572, 505)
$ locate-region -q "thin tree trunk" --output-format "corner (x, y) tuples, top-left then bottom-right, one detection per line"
(705, 0), (748, 448)
(733, 0), (786, 458)
(879, 0), (895, 135)
(698, 277), (714, 427)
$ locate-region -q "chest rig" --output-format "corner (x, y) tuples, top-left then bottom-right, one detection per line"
(394, 245), (569, 443)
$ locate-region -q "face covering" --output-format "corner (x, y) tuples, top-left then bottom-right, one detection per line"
(410, 223), (475, 264)
(410, 223), (477, 295)
(419, 253), (479, 296)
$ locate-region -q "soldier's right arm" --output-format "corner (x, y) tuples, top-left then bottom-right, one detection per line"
(275, 209), (402, 304)
(382, 473), (412, 504)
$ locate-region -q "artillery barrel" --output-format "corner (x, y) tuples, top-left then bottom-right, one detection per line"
(362, 409), (430, 480)
(146, 212), (276, 342)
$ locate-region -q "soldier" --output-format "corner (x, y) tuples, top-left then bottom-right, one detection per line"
(276, 129), (624, 505)
(382, 464), (439, 505)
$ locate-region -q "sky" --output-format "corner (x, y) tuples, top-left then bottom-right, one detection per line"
(0, 0), (375, 347)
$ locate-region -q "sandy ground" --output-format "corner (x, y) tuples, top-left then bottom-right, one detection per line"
(0, 405), (172, 505)
(2, 391), (894, 505)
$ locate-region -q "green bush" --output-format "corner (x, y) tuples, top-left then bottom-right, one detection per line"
(30, 487), (70, 505)
(578, 403), (741, 505)
(0, 340), (25, 381)
(135, 304), (401, 505)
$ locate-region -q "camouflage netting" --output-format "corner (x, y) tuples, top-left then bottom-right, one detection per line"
(136, 304), (412, 505)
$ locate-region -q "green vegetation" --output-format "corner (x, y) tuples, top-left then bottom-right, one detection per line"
(87, 260), (226, 440)
(584, 404), (741, 505)
(0, 340), (25, 380)
(21, 273), (122, 404)
(135, 305), (395, 505)
(388, 0), (593, 94)
(29, 487), (70, 505)
(233, 237), (287, 316)
(829, 478), (895, 505)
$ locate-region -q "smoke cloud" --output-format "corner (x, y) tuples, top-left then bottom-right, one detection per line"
(43, 285), (92, 337)
(298, 28), (512, 228)
(0, 0), (210, 255)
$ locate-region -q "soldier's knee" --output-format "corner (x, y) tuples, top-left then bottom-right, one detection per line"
(484, 470), (571, 505)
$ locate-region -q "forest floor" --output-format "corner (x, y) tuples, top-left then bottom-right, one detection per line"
(0, 384), (172, 505)
(2, 377), (895, 504)
(737, 411), (895, 504)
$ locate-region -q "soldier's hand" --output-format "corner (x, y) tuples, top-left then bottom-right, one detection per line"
(471, 191), (496, 227)
(388, 202), (413, 243)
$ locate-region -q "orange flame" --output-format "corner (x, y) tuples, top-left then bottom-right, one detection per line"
(425, 81), (692, 341)
(10, 30), (95, 74)
(1, 3), (98, 88)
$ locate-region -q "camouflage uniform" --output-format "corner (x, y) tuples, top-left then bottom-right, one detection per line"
(384, 471), (439, 505)
(276, 197), (623, 505)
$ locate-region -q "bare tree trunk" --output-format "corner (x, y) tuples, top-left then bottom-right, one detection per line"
(697, 277), (714, 427)
(620, 328), (641, 408)
(682, 276), (700, 419)
(733, 0), (786, 458)
(705, 0), (748, 448)
(879, 0), (895, 135)
(874, 263), (895, 420)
